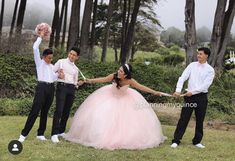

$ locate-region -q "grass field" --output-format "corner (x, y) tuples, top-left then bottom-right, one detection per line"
(0, 116), (234, 161)
(94, 47), (167, 63)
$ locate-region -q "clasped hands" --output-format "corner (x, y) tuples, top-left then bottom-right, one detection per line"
(173, 91), (192, 98)
(76, 79), (92, 87)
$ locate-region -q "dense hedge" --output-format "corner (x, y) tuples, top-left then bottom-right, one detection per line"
(0, 54), (234, 123)
(0, 54), (36, 97)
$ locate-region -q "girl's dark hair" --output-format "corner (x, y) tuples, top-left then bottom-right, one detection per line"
(113, 64), (132, 89)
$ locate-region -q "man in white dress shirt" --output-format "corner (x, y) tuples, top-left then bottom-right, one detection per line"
(18, 31), (64, 143)
(171, 47), (215, 149)
(51, 47), (82, 143)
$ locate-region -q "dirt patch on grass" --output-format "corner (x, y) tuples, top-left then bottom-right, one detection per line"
(154, 106), (235, 132)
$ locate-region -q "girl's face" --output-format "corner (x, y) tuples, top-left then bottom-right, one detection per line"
(117, 67), (126, 79)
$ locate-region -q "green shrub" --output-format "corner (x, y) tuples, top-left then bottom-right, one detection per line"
(0, 54), (36, 97)
(0, 54), (235, 124)
(170, 45), (180, 53)
(0, 98), (32, 115)
(156, 47), (170, 56)
(145, 55), (163, 65)
(163, 54), (184, 65)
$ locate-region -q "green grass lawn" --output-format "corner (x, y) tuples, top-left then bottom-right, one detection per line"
(94, 47), (178, 63)
(0, 116), (234, 161)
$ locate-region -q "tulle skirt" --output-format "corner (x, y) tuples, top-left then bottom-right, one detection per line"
(64, 84), (166, 150)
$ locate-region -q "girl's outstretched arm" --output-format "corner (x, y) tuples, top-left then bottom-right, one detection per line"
(85, 74), (114, 84)
(130, 79), (162, 96)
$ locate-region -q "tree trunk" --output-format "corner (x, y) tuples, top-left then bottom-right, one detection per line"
(55, 0), (66, 48)
(125, 0), (131, 36)
(101, 0), (114, 63)
(119, 0), (127, 63)
(184, 0), (197, 65)
(15, 0), (27, 39)
(113, 34), (118, 62)
(131, 45), (136, 62)
(61, 0), (68, 49)
(67, 0), (81, 51)
(121, 0), (141, 64)
(209, 0), (235, 69)
(90, 0), (98, 58)
(49, 0), (60, 48)
(0, 0), (5, 41)
(80, 0), (93, 60)
(128, 28), (136, 62)
(130, 30), (138, 62)
(9, 0), (19, 39)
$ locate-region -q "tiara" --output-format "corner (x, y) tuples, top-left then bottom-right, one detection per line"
(125, 64), (129, 71)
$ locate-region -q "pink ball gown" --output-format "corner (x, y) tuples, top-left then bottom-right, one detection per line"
(64, 83), (166, 150)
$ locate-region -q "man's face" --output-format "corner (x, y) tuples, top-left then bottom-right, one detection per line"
(68, 50), (79, 62)
(43, 54), (53, 64)
(197, 50), (208, 62)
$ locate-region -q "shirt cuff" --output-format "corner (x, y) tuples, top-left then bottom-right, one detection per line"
(55, 72), (59, 79)
(175, 88), (181, 93)
(37, 37), (42, 41)
(191, 90), (200, 95)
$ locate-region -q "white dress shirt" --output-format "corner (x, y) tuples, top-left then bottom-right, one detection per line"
(176, 61), (215, 95)
(53, 58), (79, 85)
(33, 37), (58, 83)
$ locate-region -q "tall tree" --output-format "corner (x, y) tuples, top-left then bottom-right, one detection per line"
(55, 0), (67, 48)
(0, 0), (5, 41)
(120, 0), (141, 64)
(209, 0), (235, 69)
(9, 0), (19, 39)
(125, 0), (131, 37)
(67, 0), (81, 51)
(90, 0), (98, 56)
(49, 0), (60, 48)
(184, 0), (197, 65)
(61, 0), (68, 49)
(15, 0), (27, 39)
(101, 0), (114, 62)
(80, 0), (93, 59)
(119, 0), (127, 63)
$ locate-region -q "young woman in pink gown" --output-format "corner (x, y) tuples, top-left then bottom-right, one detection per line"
(64, 64), (166, 150)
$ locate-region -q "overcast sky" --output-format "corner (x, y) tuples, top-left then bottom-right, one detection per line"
(156, 0), (235, 32)
(3, 0), (235, 33)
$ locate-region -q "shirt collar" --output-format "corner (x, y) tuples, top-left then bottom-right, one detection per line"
(42, 59), (50, 65)
(66, 58), (75, 65)
(197, 61), (208, 66)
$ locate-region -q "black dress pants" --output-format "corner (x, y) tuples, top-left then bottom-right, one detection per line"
(21, 82), (55, 136)
(172, 93), (208, 145)
(51, 82), (75, 135)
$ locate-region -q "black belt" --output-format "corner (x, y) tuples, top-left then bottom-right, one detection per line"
(57, 82), (75, 87)
(38, 81), (54, 85)
(193, 92), (207, 96)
